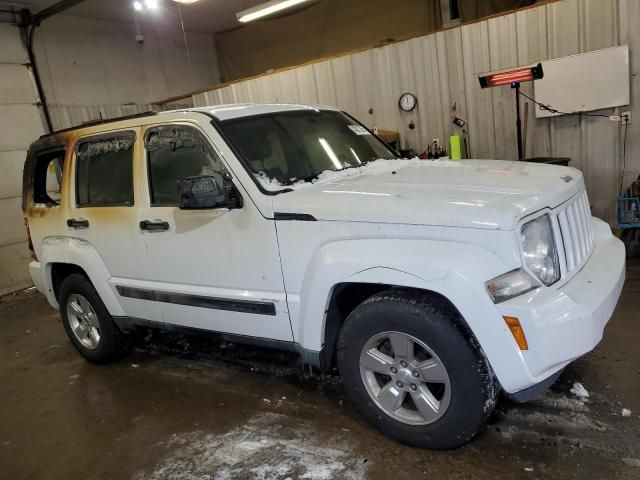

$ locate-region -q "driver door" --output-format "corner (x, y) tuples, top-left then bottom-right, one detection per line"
(129, 123), (293, 341)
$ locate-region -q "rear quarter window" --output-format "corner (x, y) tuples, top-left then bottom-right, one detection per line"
(33, 149), (65, 206)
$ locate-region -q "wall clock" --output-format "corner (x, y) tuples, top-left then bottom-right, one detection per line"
(398, 92), (417, 112)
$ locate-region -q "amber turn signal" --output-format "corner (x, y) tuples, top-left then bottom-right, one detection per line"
(503, 316), (529, 350)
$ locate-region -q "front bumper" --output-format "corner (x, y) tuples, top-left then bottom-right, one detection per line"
(497, 219), (625, 394)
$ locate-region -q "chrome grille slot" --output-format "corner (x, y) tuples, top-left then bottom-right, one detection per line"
(557, 190), (594, 275)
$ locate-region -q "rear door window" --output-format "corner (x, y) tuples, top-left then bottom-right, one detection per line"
(75, 132), (135, 207)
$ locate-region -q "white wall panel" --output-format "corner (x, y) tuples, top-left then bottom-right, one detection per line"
(47, 103), (192, 132)
(193, 0), (638, 225)
(33, 14), (220, 106)
(0, 26), (43, 295)
(0, 24), (28, 64)
(0, 197), (27, 247)
(313, 62), (337, 107)
(0, 151), (26, 200)
(0, 65), (38, 105)
(331, 55), (358, 118)
(0, 105), (45, 152)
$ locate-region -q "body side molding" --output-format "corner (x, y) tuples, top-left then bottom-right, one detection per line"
(274, 212), (317, 221)
(115, 286), (277, 316)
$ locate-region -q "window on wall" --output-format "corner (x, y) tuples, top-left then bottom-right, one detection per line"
(75, 132), (135, 207)
(145, 126), (227, 206)
(33, 149), (65, 206)
(455, 0), (539, 24)
(441, 0), (461, 26)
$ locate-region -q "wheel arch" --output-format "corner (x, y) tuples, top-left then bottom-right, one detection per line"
(287, 235), (534, 392)
(39, 236), (124, 315)
(320, 282), (474, 372)
(50, 263), (89, 301)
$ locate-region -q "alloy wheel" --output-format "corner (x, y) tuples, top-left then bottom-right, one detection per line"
(67, 293), (101, 350)
(359, 331), (451, 425)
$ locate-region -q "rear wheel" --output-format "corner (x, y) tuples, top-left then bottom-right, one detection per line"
(337, 290), (497, 449)
(59, 274), (131, 363)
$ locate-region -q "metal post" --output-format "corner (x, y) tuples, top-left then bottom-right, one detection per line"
(17, 1), (87, 133)
(514, 82), (523, 160)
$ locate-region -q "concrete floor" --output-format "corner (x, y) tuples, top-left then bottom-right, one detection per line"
(1, 263), (639, 479)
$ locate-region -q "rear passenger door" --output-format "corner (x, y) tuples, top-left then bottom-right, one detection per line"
(68, 129), (161, 322)
(131, 123), (293, 341)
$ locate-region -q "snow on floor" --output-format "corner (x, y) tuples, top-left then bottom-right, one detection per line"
(134, 412), (366, 480)
(534, 393), (590, 412)
(570, 382), (590, 399)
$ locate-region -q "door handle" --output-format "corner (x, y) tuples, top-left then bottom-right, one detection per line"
(67, 218), (89, 229)
(139, 220), (170, 232)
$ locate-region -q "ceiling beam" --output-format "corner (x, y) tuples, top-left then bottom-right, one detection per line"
(24, 0), (86, 26)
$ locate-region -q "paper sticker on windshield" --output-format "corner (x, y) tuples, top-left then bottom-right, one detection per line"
(348, 124), (371, 136)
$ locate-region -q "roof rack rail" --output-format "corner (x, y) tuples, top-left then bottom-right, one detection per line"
(42, 111), (158, 138)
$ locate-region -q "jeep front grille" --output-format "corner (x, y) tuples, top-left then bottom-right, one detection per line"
(556, 189), (594, 274)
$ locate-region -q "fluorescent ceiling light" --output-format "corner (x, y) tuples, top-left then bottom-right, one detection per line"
(145, 0), (158, 9)
(173, 0), (200, 3)
(237, 0), (313, 23)
(133, 1), (143, 11)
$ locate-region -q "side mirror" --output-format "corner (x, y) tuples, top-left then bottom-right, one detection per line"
(178, 175), (226, 210)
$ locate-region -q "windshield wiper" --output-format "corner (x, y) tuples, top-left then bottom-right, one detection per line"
(341, 161), (370, 171)
(288, 169), (331, 184)
(288, 161), (373, 185)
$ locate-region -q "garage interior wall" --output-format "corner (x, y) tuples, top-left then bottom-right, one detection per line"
(216, 0), (442, 82)
(33, 14), (220, 108)
(194, 0), (638, 226)
(0, 23), (43, 295)
(216, 0), (539, 82)
(0, 14), (220, 295)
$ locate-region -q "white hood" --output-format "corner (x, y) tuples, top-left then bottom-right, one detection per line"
(271, 159), (584, 230)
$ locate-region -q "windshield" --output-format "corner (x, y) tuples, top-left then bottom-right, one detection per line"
(219, 110), (395, 187)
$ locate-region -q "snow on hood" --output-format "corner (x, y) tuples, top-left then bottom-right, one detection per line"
(270, 158), (585, 230)
(256, 158), (423, 191)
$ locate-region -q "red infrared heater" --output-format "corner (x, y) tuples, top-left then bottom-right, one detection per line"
(478, 63), (544, 160)
(478, 63), (543, 88)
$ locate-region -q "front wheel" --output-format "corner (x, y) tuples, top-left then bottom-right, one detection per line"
(337, 290), (497, 449)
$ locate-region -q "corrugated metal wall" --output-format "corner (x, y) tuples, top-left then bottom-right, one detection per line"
(193, 0), (639, 224)
(48, 103), (193, 132)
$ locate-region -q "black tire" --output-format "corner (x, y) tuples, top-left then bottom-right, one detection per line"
(337, 290), (498, 450)
(59, 274), (131, 363)
(621, 228), (640, 258)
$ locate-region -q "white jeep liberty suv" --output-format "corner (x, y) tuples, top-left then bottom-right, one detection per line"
(22, 104), (625, 449)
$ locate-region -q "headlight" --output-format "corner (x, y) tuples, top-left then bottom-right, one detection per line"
(521, 214), (560, 286)
(486, 269), (540, 303)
